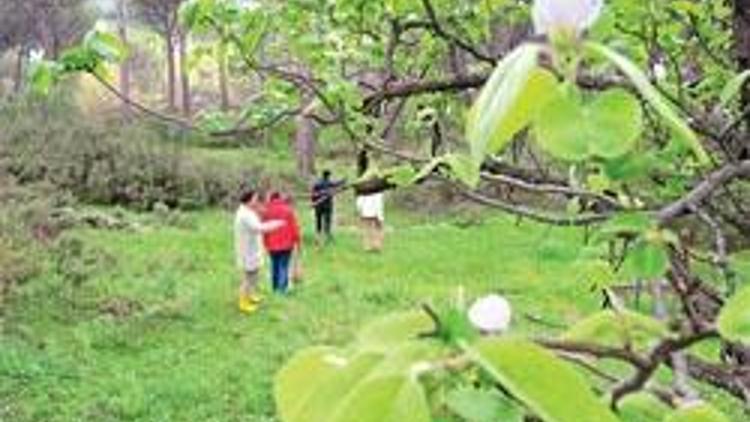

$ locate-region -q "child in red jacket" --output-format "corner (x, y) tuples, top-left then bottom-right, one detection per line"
(263, 192), (301, 293)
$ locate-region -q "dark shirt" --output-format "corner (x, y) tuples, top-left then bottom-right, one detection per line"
(312, 179), (344, 211)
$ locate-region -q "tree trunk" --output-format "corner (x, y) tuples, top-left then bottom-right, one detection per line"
(179, 29), (191, 117)
(295, 113), (316, 178)
(733, 0), (750, 143)
(166, 34), (177, 110)
(13, 46), (26, 94)
(218, 43), (230, 111)
(117, 0), (131, 117)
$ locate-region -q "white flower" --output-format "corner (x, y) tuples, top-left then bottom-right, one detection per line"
(468, 295), (512, 334)
(532, 0), (604, 37)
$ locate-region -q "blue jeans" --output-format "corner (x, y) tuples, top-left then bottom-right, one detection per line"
(270, 250), (292, 293)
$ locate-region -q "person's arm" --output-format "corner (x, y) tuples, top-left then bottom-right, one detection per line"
(248, 217), (285, 234)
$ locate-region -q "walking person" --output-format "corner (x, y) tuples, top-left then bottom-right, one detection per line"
(263, 192), (301, 294)
(234, 189), (285, 314)
(356, 191), (385, 252)
(311, 170), (345, 244)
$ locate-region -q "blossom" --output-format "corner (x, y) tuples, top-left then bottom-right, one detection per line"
(468, 294), (512, 334)
(532, 0), (604, 37)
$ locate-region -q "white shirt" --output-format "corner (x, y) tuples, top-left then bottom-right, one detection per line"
(356, 193), (384, 222)
(234, 205), (265, 271)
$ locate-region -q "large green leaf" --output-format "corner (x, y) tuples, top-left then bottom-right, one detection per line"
(470, 338), (620, 422)
(533, 86), (589, 161)
(355, 311), (435, 352)
(663, 403), (730, 422)
(444, 387), (523, 422)
(717, 285), (750, 343)
(276, 343), (434, 422)
(563, 310), (668, 351)
(275, 347), (380, 422)
(466, 44), (558, 161)
(534, 86), (643, 161)
(585, 42), (710, 166)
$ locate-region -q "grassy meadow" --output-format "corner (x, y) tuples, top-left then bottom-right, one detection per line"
(0, 204), (744, 421)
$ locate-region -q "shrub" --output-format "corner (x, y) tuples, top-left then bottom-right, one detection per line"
(0, 94), (258, 211)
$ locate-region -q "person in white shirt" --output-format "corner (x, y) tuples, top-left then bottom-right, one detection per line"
(356, 192), (385, 252)
(234, 189), (285, 314)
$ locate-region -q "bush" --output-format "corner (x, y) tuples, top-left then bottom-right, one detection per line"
(0, 94), (258, 211)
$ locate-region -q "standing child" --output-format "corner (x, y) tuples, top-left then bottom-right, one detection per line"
(235, 189), (285, 314)
(263, 192), (301, 294)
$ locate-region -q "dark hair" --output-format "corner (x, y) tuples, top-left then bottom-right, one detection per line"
(322, 170), (332, 179)
(239, 189), (257, 204)
(357, 149), (369, 177)
(269, 191), (282, 201)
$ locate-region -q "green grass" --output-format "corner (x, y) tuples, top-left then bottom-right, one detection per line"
(0, 208), (744, 421)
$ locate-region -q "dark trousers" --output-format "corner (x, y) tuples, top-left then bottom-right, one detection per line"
(270, 250), (292, 293)
(315, 207), (332, 237)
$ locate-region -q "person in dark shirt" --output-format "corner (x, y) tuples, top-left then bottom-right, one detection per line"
(311, 170), (345, 243)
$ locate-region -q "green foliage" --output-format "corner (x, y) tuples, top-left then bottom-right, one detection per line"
(621, 241), (669, 280)
(718, 69), (750, 109)
(562, 310), (668, 351)
(717, 285), (750, 343)
(470, 338), (620, 422)
(444, 387), (523, 422)
(28, 29), (126, 94)
(617, 393), (671, 422)
(534, 86), (643, 161)
(0, 97), (253, 210)
(466, 45), (556, 161)
(584, 42), (709, 166)
(663, 403), (730, 422)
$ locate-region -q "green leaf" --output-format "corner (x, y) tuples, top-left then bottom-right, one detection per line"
(275, 347), (375, 422)
(328, 373), (431, 422)
(663, 403), (730, 422)
(617, 393), (671, 422)
(533, 86), (589, 161)
(444, 154), (481, 188)
(355, 311), (435, 352)
(599, 212), (654, 237)
(534, 86), (643, 161)
(467, 44), (557, 161)
(587, 89), (643, 159)
(27, 61), (61, 96)
(84, 30), (127, 63)
(719, 69), (750, 109)
(470, 338), (620, 422)
(622, 241), (669, 280)
(717, 285), (750, 343)
(444, 387), (523, 422)
(563, 310), (668, 351)
(586, 42), (710, 166)
(275, 346), (432, 422)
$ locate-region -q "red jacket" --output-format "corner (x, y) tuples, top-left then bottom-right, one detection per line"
(263, 198), (301, 252)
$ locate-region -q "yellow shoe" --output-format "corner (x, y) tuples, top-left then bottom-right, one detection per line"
(249, 294), (265, 304)
(238, 296), (258, 314)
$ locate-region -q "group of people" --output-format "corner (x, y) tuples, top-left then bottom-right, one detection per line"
(233, 165), (385, 314)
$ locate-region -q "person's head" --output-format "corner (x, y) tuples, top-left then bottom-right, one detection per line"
(239, 188), (260, 208)
(322, 170), (332, 180)
(268, 191), (283, 202)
